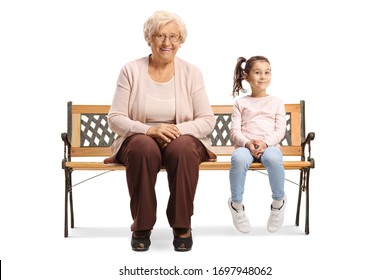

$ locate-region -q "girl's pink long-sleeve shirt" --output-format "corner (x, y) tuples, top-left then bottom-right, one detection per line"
(230, 95), (286, 148)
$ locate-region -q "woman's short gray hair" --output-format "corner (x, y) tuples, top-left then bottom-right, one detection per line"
(144, 10), (187, 46)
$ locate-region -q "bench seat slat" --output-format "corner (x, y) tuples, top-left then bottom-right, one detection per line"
(64, 161), (312, 171)
(69, 146), (304, 157)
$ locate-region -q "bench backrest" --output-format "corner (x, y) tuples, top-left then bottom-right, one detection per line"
(65, 101), (306, 158)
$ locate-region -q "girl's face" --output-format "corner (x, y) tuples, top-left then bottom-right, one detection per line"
(245, 61), (271, 94)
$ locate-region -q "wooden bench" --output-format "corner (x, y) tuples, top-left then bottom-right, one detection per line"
(61, 100), (315, 237)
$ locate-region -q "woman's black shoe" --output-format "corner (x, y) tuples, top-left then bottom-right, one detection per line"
(131, 231), (151, 252)
(173, 229), (192, 252)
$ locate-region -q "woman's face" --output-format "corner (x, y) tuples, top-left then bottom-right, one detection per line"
(150, 22), (181, 63)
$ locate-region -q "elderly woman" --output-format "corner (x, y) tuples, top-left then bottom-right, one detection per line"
(104, 10), (216, 252)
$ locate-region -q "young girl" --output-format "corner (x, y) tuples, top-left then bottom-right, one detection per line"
(228, 56), (287, 234)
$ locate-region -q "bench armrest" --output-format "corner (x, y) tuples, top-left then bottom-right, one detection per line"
(61, 132), (71, 167)
(61, 132), (70, 146)
(301, 132), (315, 168)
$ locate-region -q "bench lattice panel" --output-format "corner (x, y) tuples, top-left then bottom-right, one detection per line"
(208, 114), (233, 146)
(78, 112), (292, 148)
(208, 112), (292, 147)
(280, 113), (291, 146)
(80, 114), (116, 147)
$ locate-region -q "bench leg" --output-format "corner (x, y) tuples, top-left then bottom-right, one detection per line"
(64, 168), (74, 237)
(305, 168), (311, 234)
(295, 168), (310, 234)
(64, 169), (69, 237)
(295, 170), (303, 227)
(69, 174), (74, 229)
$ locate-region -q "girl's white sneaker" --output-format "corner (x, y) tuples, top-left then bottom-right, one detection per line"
(267, 196), (287, 233)
(228, 198), (252, 234)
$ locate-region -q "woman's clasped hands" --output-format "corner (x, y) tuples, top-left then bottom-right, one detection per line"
(147, 123), (181, 149)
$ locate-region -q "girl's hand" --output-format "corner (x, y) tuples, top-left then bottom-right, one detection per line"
(253, 140), (268, 151)
(245, 140), (261, 158)
(245, 140), (268, 158)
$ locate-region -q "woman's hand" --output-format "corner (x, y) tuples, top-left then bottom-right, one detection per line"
(146, 124), (181, 149)
(154, 137), (169, 150)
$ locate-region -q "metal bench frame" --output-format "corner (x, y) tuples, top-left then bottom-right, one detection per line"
(61, 100), (315, 237)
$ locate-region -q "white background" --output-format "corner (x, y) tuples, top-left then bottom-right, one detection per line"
(1, 0), (389, 279)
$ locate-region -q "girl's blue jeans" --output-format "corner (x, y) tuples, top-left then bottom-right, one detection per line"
(229, 146), (285, 203)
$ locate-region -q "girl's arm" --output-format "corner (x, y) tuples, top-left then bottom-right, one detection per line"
(230, 101), (250, 147)
(264, 100), (286, 146)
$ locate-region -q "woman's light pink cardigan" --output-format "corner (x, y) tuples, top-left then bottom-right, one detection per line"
(104, 56), (217, 163)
